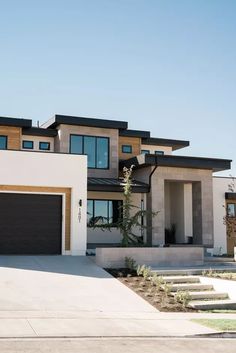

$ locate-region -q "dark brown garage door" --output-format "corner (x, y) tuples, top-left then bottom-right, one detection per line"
(0, 193), (62, 254)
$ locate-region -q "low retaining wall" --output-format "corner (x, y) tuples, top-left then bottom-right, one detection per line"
(95, 246), (204, 268)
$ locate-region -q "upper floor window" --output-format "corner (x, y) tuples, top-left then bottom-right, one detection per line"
(155, 150), (164, 155)
(70, 135), (109, 169)
(87, 199), (123, 227)
(122, 145), (132, 153)
(0, 136), (7, 150)
(227, 203), (236, 218)
(22, 140), (34, 149)
(141, 149), (150, 155)
(39, 142), (50, 151)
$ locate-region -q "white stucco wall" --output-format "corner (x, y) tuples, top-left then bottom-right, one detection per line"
(212, 176), (230, 255)
(0, 150), (87, 255)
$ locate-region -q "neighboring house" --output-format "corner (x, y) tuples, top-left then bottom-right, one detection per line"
(213, 176), (236, 256)
(0, 114), (232, 256)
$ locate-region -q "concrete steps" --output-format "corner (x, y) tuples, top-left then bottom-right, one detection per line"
(187, 291), (228, 300)
(162, 275), (199, 284)
(167, 283), (213, 292)
(188, 299), (236, 310)
(157, 272), (236, 310)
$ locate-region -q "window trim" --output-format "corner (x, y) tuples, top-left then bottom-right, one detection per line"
(141, 149), (150, 155)
(22, 140), (34, 150)
(122, 144), (132, 154)
(155, 150), (164, 155)
(0, 135), (8, 150)
(69, 134), (110, 170)
(39, 141), (51, 151)
(87, 199), (123, 227)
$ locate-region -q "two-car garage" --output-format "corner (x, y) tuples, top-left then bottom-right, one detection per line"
(0, 193), (62, 255)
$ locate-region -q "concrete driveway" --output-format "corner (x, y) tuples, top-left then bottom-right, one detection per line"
(0, 255), (155, 313)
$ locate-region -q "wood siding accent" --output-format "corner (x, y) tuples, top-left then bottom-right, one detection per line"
(0, 185), (71, 251)
(119, 136), (141, 160)
(0, 126), (21, 150)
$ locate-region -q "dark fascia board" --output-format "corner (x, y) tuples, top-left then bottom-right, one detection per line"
(119, 129), (150, 138)
(22, 127), (58, 137)
(121, 154), (232, 173)
(0, 116), (32, 128)
(225, 192), (236, 200)
(88, 183), (149, 193)
(141, 137), (190, 151)
(41, 114), (128, 130)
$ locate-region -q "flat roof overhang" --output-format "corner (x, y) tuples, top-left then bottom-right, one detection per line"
(41, 114), (128, 130)
(225, 192), (236, 200)
(119, 129), (150, 138)
(141, 137), (190, 151)
(22, 127), (58, 137)
(120, 154), (232, 173)
(88, 177), (149, 193)
(0, 116), (32, 128)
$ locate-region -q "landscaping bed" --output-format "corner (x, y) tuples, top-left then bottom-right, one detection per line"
(106, 268), (197, 312)
(202, 270), (236, 281)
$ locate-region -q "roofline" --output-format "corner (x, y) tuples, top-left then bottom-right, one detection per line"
(141, 137), (190, 150)
(121, 154), (232, 173)
(0, 116), (32, 128)
(41, 114), (128, 130)
(22, 127), (58, 137)
(225, 192), (236, 200)
(119, 129), (150, 138)
(88, 183), (149, 193)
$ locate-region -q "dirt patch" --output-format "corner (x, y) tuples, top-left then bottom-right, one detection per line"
(106, 268), (197, 312)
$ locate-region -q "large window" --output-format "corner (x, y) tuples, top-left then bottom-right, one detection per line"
(141, 149), (150, 155)
(70, 135), (109, 169)
(0, 136), (7, 150)
(39, 142), (50, 150)
(87, 199), (122, 226)
(155, 150), (164, 155)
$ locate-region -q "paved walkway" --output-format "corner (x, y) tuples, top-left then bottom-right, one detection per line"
(0, 256), (235, 338)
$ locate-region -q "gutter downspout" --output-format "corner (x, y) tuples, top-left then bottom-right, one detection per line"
(147, 155), (158, 246)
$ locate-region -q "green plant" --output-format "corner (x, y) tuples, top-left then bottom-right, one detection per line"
(124, 256), (137, 270)
(175, 290), (191, 308)
(162, 282), (171, 296)
(143, 266), (152, 280)
(136, 264), (146, 276)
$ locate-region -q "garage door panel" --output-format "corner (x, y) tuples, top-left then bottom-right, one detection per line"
(0, 193), (62, 254)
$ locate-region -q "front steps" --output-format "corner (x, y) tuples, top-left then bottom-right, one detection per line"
(159, 274), (236, 310)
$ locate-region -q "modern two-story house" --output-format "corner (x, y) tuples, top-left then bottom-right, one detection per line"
(0, 114), (232, 256)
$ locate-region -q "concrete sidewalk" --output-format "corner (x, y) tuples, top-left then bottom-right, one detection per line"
(0, 310), (235, 337)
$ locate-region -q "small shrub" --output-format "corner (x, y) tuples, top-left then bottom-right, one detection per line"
(136, 264), (146, 276)
(175, 290), (191, 308)
(162, 283), (171, 296)
(124, 256), (137, 270)
(143, 266), (152, 280)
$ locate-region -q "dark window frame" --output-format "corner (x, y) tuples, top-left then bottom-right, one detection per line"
(87, 199), (123, 227)
(22, 140), (34, 150)
(141, 149), (150, 155)
(122, 145), (132, 153)
(155, 150), (164, 155)
(69, 134), (110, 170)
(0, 135), (8, 150)
(39, 141), (51, 151)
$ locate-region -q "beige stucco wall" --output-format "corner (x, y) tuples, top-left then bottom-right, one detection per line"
(54, 124), (119, 178)
(134, 166), (213, 247)
(87, 191), (145, 245)
(21, 135), (54, 152)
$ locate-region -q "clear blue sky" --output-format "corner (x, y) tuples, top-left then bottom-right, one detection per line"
(0, 0), (235, 175)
